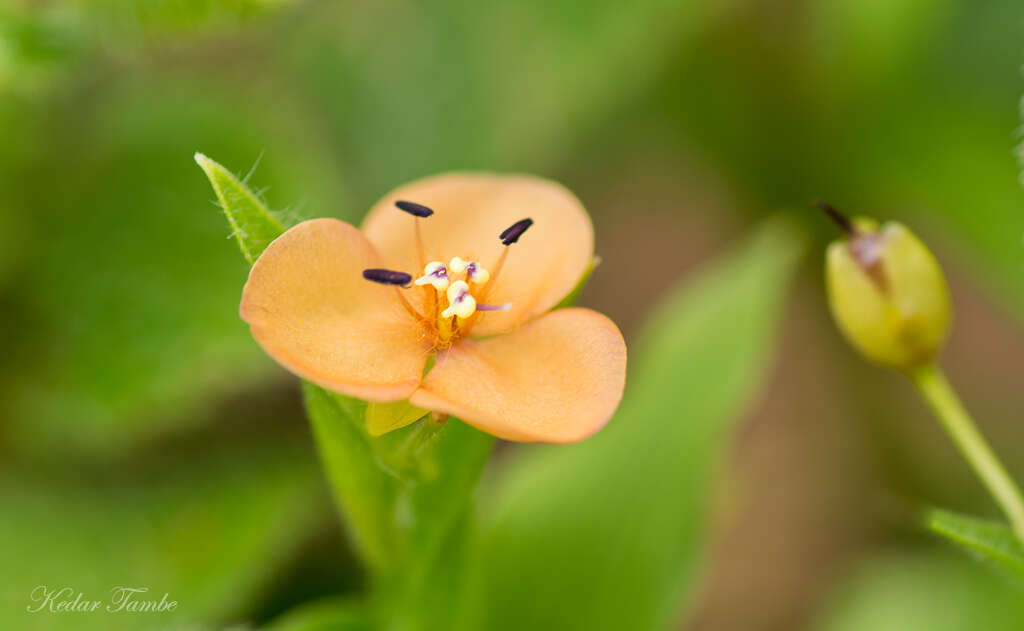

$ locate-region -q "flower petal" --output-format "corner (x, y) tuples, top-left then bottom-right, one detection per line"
(362, 173), (594, 335)
(409, 308), (626, 443)
(241, 218), (431, 401)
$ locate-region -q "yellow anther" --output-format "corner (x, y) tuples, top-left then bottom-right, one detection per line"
(442, 280), (477, 319)
(414, 261), (449, 290)
(449, 256), (469, 273)
(468, 265), (489, 284)
(449, 256), (490, 284)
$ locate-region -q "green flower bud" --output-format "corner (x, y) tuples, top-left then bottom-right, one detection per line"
(824, 213), (952, 371)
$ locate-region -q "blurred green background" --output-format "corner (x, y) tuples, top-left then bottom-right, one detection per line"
(2, 1), (1023, 629)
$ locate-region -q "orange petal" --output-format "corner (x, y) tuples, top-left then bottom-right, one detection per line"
(362, 173), (594, 335)
(240, 218), (431, 401)
(409, 308), (626, 443)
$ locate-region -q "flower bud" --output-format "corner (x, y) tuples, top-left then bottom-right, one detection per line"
(825, 217), (951, 371)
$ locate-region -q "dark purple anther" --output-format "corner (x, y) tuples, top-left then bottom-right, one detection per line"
(500, 218), (533, 245)
(395, 200), (434, 217)
(363, 268), (413, 286)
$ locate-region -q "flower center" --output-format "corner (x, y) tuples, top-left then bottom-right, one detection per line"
(413, 258), (509, 344)
(363, 201), (532, 349)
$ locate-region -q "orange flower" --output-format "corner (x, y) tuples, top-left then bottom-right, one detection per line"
(240, 173), (627, 443)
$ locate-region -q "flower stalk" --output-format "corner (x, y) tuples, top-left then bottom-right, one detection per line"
(910, 363), (1024, 545)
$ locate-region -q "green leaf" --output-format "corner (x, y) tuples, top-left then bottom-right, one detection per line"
(923, 507), (1024, 580)
(305, 384), (494, 630)
(303, 383), (494, 600)
(383, 421), (493, 630)
(469, 219), (806, 631)
(303, 384), (399, 574)
(195, 152), (286, 265)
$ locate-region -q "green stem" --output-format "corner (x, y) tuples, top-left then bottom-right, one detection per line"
(911, 363), (1024, 545)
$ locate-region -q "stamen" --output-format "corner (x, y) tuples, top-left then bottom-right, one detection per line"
(363, 268), (413, 286)
(449, 257), (490, 284)
(500, 218), (533, 245)
(476, 302), (511, 311)
(394, 288), (428, 323)
(395, 200), (434, 217)
(484, 249), (508, 294)
(414, 219), (426, 270)
(441, 280), (477, 319)
(395, 201), (433, 268)
(363, 269), (427, 322)
(414, 261), (450, 290)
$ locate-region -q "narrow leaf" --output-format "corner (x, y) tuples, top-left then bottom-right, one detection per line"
(303, 382), (494, 596)
(923, 507), (1024, 580)
(303, 383), (400, 574)
(195, 152), (285, 265)
(380, 420), (494, 631)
